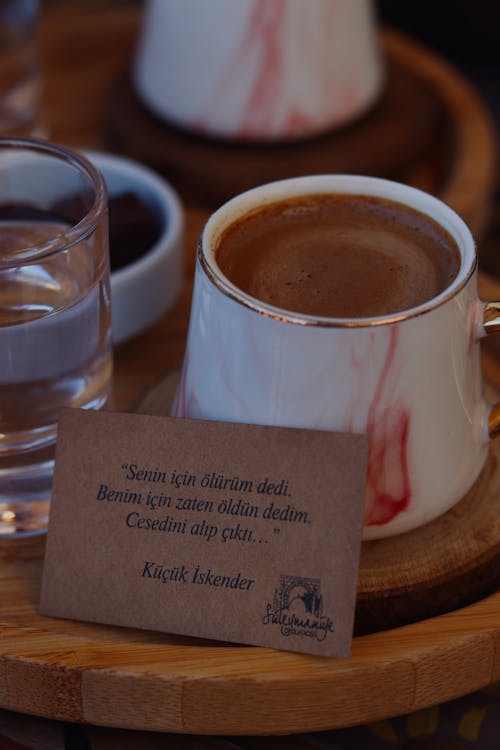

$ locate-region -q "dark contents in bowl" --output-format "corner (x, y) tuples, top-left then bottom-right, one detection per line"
(0, 192), (164, 272)
(108, 191), (164, 271)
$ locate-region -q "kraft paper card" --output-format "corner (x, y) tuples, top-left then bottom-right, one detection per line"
(40, 409), (367, 657)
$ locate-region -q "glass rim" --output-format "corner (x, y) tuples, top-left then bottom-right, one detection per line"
(199, 174), (477, 328)
(0, 137), (107, 268)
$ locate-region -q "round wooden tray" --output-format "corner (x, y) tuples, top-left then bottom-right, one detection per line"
(1, 15), (498, 735)
(108, 29), (496, 240)
(0, 383), (498, 735)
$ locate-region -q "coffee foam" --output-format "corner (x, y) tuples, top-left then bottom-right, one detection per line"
(215, 194), (461, 318)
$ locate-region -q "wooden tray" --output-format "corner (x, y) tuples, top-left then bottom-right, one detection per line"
(0, 7), (497, 736)
(108, 29), (497, 240)
(0, 389), (499, 735)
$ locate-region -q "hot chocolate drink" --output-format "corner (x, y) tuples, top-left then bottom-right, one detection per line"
(215, 194), (461, 318)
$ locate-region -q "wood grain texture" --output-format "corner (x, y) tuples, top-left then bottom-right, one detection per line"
(0, 371), (498, 734)
(0, 534), (499, 734)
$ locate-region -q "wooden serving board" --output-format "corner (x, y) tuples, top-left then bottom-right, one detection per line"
(0, 385), (498, 734)
(0, 539), (499, 735)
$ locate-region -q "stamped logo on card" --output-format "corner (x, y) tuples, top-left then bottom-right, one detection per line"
(40, 409), (367, 657)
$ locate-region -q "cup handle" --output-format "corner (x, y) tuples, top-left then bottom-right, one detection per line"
(483, 301), (500, 437)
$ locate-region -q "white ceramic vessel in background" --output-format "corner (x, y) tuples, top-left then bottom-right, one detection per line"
(134, 0), (383, 141)
(85, 152), (184, 345)
(173, 175), (500, 540)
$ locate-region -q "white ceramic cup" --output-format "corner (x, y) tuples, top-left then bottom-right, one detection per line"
(172, 175), (500, 540)
(134, 0), (383, 141)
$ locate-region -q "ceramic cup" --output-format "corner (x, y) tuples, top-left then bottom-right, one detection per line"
(173, 175), (500, 540)
(133, 0), (383, 141)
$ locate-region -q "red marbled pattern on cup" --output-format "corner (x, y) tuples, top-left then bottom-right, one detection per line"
(194, 0), (363, 139)
(355, 327), (411, 526)
(175, 321), (412, 527)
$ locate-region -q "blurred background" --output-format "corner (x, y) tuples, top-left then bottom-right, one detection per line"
(40, 0), (500, 129)
(2, 0), (497, 324)
(380, 0), (500, 119)
(5, 0), (497, 340)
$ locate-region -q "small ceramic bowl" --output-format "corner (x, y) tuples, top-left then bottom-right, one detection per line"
(84, 151), (184, 344)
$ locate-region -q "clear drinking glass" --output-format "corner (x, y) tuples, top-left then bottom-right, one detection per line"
(0, 138), (113, 537)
